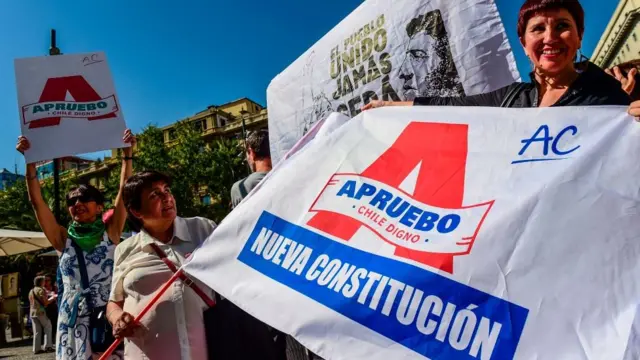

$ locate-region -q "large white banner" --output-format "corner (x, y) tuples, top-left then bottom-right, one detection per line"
(267, 0), (520, 164)
(185, 107), (640, 360)
(14, 52), (127, 163)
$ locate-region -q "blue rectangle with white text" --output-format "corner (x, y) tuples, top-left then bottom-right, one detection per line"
(237, 211), (528, 360)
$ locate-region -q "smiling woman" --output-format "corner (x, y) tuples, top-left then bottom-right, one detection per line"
(362, 0), (637, 114)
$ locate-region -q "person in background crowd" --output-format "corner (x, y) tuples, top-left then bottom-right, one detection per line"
(42, 274), (58, 343)
(29, 276), (53, 354)
(231, 129), (272, 208)
(229, 128), (299, 358)
(363, 0), (635, 113)
(16, 129), (135, 360)
(106, 171), (217, 360)
(606, 60), (639, 101)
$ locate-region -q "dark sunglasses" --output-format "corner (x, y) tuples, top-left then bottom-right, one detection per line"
(66, 194), (97, 207)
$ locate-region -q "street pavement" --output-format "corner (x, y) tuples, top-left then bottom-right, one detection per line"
(0, 329), (54, 360)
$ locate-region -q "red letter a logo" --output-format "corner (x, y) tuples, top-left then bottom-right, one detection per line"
(29, 75), (116, 129)
(308, 122), (471, 273)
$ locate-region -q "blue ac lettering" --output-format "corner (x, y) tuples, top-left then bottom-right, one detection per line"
(514, 124), (580, 164)
(552, 125), (580, 155)
(519, 124), (552, 156)
(335, 180), (461, 234)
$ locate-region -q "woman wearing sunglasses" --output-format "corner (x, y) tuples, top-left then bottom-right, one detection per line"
(16, 129), (135, 360)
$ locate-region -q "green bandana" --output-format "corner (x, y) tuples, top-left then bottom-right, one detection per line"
(67, 219), (105, 252)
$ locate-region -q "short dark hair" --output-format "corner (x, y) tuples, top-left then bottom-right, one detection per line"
(66, 184), (104, 205)
(123, 171), (172, 231)
(406, 10), (445, 39)
(246, 129), (270, 160)
(517, 0), (585, 39)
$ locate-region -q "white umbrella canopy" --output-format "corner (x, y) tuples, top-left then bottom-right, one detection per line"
(0, 229), (51, 256)
(38, 249), (60, 257)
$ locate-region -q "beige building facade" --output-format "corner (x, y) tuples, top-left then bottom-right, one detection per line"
(591, 0), (640, 68)
(162, 97), (267, 144)
(46, 98), (268, 189)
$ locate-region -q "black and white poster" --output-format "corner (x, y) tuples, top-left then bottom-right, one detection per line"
(267, 0), (519, 163)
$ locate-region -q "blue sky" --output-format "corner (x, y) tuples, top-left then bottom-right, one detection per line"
(0, 0), (618, 173)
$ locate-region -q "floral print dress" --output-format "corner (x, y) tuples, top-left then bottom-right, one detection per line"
(57, 233), (123, 359)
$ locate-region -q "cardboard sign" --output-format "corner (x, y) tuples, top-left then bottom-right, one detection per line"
(14, 52), (127, 163)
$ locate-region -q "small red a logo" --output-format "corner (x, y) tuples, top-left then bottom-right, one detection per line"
(26, 75), (116, 129)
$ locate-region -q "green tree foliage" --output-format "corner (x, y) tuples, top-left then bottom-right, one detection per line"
(0, 124), (248, 235)
(202, 138), (249, 222)
(0, 179), (38, 231)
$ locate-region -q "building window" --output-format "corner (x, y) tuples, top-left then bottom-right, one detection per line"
(626, 44), (631, 51)
(633, 33), (637, 42)
(168, 129), (176, 140)
(192, 120), (204, 132)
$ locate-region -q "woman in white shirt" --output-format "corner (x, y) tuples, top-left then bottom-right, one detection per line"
(106, 171), (216, 360)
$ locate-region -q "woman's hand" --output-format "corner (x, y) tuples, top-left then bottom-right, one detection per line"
(112, 311), (142, 339)
(606, 66), (637, 96)
(122, 129), (136, 157)
(629, 100), (640, 122)
(16, 136), (30, 154)
(361, 100), (413, 111)
(362, 100), (390, 111)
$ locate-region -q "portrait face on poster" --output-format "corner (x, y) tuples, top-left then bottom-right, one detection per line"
(2, 273), (19, 298)
(14, 52), (127, 163)
(398, 10), (466, 99)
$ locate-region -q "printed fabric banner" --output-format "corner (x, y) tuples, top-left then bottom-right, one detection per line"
(266, 0), (520, 164)
(185, 106), (640, 360)
(14, 52), (127, 163)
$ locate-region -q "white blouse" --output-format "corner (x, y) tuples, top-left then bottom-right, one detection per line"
(109, 216), (217, 360)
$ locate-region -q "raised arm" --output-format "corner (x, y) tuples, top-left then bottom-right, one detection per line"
(16, 137), (66, 252)
(106, 129), (136, 244)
